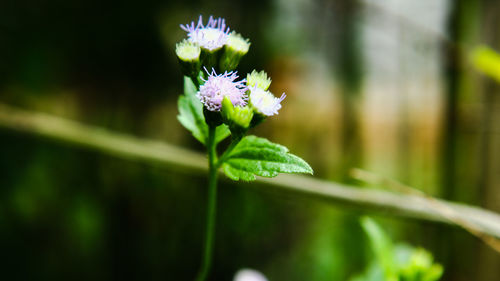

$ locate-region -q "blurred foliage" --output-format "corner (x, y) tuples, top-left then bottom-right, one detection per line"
(471, 46), (500, 83)
(350, 217), (443, 281)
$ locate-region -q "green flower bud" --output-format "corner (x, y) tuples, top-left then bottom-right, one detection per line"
(246, 70), (271, 90)
(176, 40), (201, 79)
(219, 32), (251, 71)
(221, 96), (253, 135)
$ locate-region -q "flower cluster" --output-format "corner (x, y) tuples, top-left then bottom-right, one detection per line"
(176, 15), (286, 134)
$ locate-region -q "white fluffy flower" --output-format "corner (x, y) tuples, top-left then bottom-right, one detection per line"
(249, 86), (286, 116)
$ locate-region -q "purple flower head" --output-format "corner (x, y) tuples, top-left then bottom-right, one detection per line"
(180, 15), (230, 51)
(249, 86), (286, 116)
(197, 68), (248, 112)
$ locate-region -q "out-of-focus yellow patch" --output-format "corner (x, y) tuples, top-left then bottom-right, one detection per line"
(472, 45), (500, 83)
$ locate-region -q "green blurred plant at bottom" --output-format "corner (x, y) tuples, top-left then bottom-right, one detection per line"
(349, 217), (443, 281)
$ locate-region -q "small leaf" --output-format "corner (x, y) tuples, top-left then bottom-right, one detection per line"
(215, 125), (231, 144)
(177, 91), (207, 144)
(222, 135), (313, 181)
(184, 76), (198, 96)
(177, 76), (230, 145)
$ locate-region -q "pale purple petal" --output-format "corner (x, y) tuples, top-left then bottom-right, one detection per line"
(180, 15), (230, 51)
(197, 68), (248, 111)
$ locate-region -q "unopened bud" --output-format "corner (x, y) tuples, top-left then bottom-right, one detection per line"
(246, 70), (271, 91)
(220, 32), (251, 71)
(221, 96), (253, 135)
(176, 40), (201, 79)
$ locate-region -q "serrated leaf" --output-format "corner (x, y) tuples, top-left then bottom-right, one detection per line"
(222, 135), (313, 181)
(223, 163), (256, 181)
(231, 135), (288, 154)
(177, 76), (230, 145)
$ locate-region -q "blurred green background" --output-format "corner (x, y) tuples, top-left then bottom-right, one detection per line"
(1, 0), (500, 280)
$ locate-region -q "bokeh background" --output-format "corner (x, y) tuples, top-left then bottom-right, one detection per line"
(0, 0), (499, 280)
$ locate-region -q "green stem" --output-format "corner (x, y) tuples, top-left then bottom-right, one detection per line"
(196, 125), (218, 281)
(216, 134), (243, 167)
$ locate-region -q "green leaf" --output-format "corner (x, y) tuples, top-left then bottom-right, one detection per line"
(222, 135), (313, 181)
(223, 163), (256, 181)
(356, 218), (444, 281)
(348, 262), (385, 281)
(215, 125), (231, 144)
(399, 248), (443, 281)
(231, 135), (288, 154)
(177, 76), (230, 145)
(360, 217), (398, 281)
(183, 75), (198, 96)
(177, 93), (207, 144)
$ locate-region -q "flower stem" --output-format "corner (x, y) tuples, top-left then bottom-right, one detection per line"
(216, 134), (243, 166)
(196, 125), (218, 281)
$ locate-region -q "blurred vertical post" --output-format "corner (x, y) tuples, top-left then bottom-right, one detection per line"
(441, 0), (486, 278)
(334, 0), (364, 182)
(477, 1), (500, 280)
(441, 0), (462, 204)
(439, 0), (465, 276)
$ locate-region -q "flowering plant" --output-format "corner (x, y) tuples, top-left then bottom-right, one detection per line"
(175, 15), (313, 281)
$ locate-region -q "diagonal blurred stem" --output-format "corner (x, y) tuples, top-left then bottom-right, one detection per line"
(2, 103), (500, 242)
(195, 125), (218, 281)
